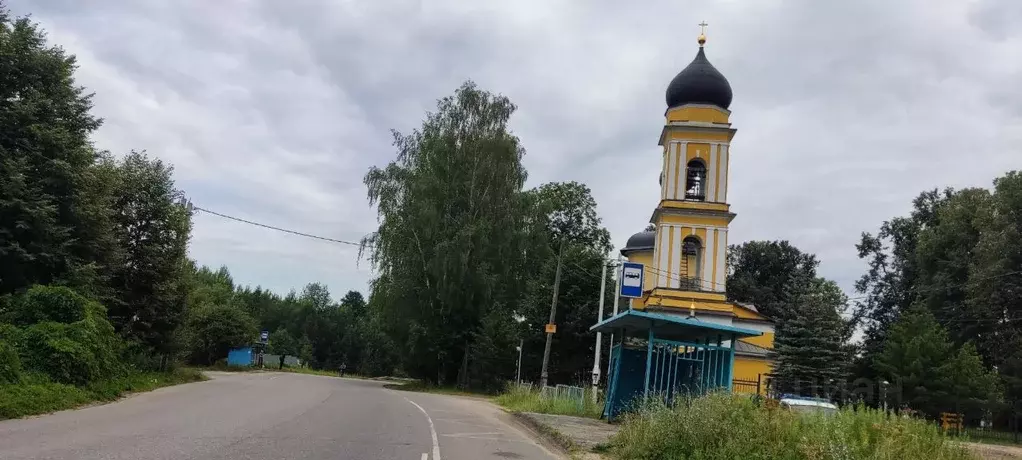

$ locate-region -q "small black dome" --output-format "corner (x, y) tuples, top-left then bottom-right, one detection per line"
(665, 47), (733, 109)
(621, 231), (655, 254)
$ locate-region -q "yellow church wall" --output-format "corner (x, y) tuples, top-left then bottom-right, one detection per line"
(733, 356), (773, 393)
(661, 130), (731, 145)
(741, 332), (774, 349)
(658, 200), (729, 213)
(733, 306), (768, 321)
(666, 105), (730, 124)
(656, 214), (730, 228)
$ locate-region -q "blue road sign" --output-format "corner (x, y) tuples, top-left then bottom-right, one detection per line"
(260, 330), (269, 343)
(620, 262), (644, 298)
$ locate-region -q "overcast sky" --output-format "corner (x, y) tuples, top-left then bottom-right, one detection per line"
(11, 0), (1021, 303)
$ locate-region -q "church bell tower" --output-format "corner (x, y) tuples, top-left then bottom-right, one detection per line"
(628, 24), (737, 313)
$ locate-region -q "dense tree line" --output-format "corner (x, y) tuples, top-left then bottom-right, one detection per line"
(850, 174), (1022, 420)
(725, 173), (1022, 424)
(0, 8), (391, 381)
(0, 9), (615, 390)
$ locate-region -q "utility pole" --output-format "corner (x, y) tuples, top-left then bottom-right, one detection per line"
(539, 240), (565, 389)
(607, 254), (623, 378)
(516, 339), (523, 385)
(591, 257), (609, 403)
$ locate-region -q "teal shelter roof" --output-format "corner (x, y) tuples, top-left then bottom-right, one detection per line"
(590, 309), (762, 342)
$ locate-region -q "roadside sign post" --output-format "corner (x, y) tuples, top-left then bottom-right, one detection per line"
(620, 262), (644, 299)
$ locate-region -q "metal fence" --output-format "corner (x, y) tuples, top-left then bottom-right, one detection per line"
(536, 383), (586, 409)
(960, 427), (1021, 444)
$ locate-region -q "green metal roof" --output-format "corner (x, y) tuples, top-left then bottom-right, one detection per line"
(590, 309), (762, 342)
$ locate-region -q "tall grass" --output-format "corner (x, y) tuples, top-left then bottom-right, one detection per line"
(495, 383), (603, 418)
(0, 368), (206, 419)
(609, 392), (976, 460)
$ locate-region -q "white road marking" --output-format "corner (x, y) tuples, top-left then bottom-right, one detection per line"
(421, 453), (428, 460)
(441, 431), (502, 437)
(404, 397), (442, 460)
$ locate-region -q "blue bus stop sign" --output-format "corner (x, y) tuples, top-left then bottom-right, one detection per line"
(620, 262), (644, 298)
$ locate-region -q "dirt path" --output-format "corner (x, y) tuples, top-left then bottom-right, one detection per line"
(968, 442), (1022, 459)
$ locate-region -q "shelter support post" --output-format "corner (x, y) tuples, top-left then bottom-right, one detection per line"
(644, 323), (654, 398)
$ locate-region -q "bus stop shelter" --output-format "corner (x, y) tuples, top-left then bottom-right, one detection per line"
(591, 309), (762, 419)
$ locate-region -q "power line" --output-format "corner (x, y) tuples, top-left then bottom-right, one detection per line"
(191, 205), (366, 247)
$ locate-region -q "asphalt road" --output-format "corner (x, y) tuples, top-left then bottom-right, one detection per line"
(0, 372), (562, 460)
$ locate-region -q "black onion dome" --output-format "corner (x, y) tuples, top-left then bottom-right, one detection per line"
(621, 231), (655, 254)
(665, 47), (733, 109)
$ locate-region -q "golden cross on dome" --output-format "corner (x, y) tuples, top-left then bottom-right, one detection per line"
(698, 21), (708, 46)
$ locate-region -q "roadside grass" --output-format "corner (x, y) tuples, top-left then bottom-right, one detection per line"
(608, 392), (977, 460)
(200, 362), (260, 372)
(384, 380), (494, 398)
(276, 366), (368, 379)
(0, 368), (207, 420)
(494, 383), (603, 419)
(955, 430), (1022, 448)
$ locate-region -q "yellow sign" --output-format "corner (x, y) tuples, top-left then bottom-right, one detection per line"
(545, 324), (557, 334)
(940, 412), (963, 432)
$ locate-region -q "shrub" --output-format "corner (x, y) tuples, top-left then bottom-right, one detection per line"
(0, 338), (21, 384)
(7, 285), (100, 326)
(0, 379), (93, 419)
(19, 317), (122, 385)
(609, 392), (975, 460)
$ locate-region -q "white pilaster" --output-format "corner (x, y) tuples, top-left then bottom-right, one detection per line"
(703, 229), (715, 290)
(660, 148), (668, 200)
(716, 145), (729, 203)
(665, 143), (678, 200)
(669, 225), (682, 288)
(706, 143), (718, 202)
(715, 229), (727, 292)
(675, 142), (687, 200)
(657, 225), (670, 287)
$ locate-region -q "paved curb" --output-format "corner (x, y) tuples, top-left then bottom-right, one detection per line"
(508, 411), (610, 460)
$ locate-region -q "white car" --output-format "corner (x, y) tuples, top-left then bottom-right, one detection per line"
(779, 397), (839, 415)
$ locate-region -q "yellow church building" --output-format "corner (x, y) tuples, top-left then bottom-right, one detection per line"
(620, 27), (775, 388)
(593, 27), (774, 417)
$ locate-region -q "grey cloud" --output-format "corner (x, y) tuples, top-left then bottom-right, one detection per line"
(10, 0), (1021, 298)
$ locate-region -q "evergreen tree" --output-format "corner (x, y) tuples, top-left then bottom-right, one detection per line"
(875, 307), (1000, 418)
(0, 7), (111, 296)
(771, 277), (848, 396)
(107, 151), (191, 358)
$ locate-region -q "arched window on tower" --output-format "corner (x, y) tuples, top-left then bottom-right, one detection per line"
(681, 236), (702, 290)
(685, 160), (707, 201)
